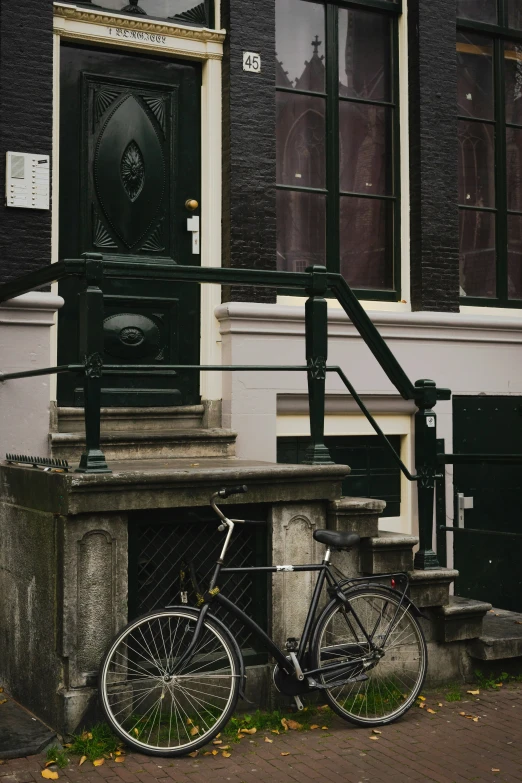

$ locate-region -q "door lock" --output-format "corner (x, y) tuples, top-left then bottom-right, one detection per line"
(457, 493), (474, 528)
(187, 215), (200, 255)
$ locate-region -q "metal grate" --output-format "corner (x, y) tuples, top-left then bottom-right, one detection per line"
(128, 506), (270, 661)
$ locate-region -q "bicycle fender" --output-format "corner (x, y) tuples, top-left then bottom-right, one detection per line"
(335, 583), (427, 619)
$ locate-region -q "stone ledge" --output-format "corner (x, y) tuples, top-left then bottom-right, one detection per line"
(468, 608), (522, 660)
(408, 568), (459, 608)
(360, 531), (418, 575)
(56, 405), (206, 433)
(431, 596), (492, 643)
(328, 497), (385, 539)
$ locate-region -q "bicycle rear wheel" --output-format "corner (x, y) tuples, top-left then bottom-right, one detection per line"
(99, 608), (241, 756)
(311, 587), (427, 726)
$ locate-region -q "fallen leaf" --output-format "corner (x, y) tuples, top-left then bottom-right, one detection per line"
(427, 709), (437, 714)
(0, 687), (3, 693)
(115, 757), (125, 764)
(317, 705), (329, 712)
(188, 751), (198, 758)
(115, 751), (123, 757)
(186, 718), (193, 725)
(438, 703), (443, 707)
(492, 769), (500, 773)
(472, 717), (479, 722)
(93, 759), (104, 767)
(281, 752), (290, 756)
(133, 728), (139, 737)
(310, 725), (320, 730)
(79, 756), (87, 767)
(369, 736), (379, 741)
(221, 745), (230, 750)
(286, 720), (302, 731)
(372, 730), (381, 735)
(0, 699), (7, 705)
(264, 737), (273, 743)
(418, 703), (425, 709)
(41, 770), (59, 780)
(64, 744), (72, 749)
(240, 727), (257, 734)
(281, 719), (288, 731)
(271, 729), (280, 735)
(212, 739), (222, 745)
(203, 752), (212, 756)
(211, 750), (218, 756)
(321, 726), (328, 730)
(216, 733), (221, 739)
(190, 726), (200, 736)
(494, 683), (503, 688)
(467, 690), (480, 696)
(459, 711), (466, 716)
(515, 621), (522, 625)
(222, 751), (231, 758)
(418, 695), (426, 701)
(45, 761), (57, 768)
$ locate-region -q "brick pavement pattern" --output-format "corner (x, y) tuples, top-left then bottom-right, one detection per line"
(2, 686), (522, 783)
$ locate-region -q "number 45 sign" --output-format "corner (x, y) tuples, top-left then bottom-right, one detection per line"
(243, 52), (261, 73)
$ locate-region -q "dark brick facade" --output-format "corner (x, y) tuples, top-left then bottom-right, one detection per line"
(221, 0), (277, 304)
(408, 0), (460, 312)
(0, 0), (54, 283)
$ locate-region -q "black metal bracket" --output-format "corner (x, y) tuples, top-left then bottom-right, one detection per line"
(6, 454), (69, 472)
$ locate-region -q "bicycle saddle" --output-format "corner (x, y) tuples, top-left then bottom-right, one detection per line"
(313, 529), (360, 550)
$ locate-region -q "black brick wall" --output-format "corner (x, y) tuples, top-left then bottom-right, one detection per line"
(221, 0), (277, 304)
(408, 0), (460, 312)
(0, 0), (54, 283)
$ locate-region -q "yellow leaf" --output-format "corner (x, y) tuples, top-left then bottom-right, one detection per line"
(186, 718), (193, 725)
(317, 705), (329, 711)
(190, 726), (200, 736)
(41, 770), (59, 780)
(215, 733), (221, 739)
(467, 690), (480, 696)
(221, 745), (230, 750)
(281, 718), (288, 730)
(240, 727), (257, 734)
(438, 703), (443, 707)
(372, 730), (381, 735)
(0, 687), (3, 693)
(45, 761), (57, 768)
(79, 756), (87, 767)
(133, 728), (139, 737)
(64, 744), (72, 749)
(115, 751), (123, 757)
(494, 683), (503, 687)
(188, 751), (198, 758)
(203, 752), (212, 757)
(472, 717), (479, 722)
(281, 752), (290, 756)
(310, 725), (320, 730)
(115, 757), (125, 764)
(264, 737), (273, 743)
(369, 736), (379, 741)
(427, 709), (437, 714)
(286, 720), (302, 731)
(0, 699), (7, 705)
(212, 739), (222, 745)
(222, 752), (231, 758)
(321, 726), (328, 730)
(211, 750), (218, 756)
(418, 703), (425, 709)
(418, 695), (426, 701)
(93, 759), (104, 767)
(459, 711), (466, 716)
(271, 729), (280, 735)
(492, 769), (500, 773)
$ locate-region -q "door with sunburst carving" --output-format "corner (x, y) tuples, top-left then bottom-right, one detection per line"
(58, 44), (201, 407)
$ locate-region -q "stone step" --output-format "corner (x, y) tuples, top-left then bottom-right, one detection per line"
(55, 405), (206, 433)
(430, 596), (492, 643)
(408, 568), (459, 608)
(50, 428), (237, 462)
(328, 497), (385, 539)
(359, 531), (418, 575)
(467, 607), (522, 660)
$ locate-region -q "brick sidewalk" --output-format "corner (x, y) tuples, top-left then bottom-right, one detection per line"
(2, 686), (522, 783)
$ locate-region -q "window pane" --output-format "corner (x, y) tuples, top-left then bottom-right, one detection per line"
(277, 190), (326, 272)
(339, 9), (392, 102)
(459, 209), (496, 297)
(339, 102), (392, 195)
(506, 127), (522, 210)
(457, 0), (497, 24)
(457, 33), (494, 121)
(508, 0), (522, 30)
(508, 214), (522, 298)
(505, 43), (522, 125)
(340, 197), (393, 289)
(458, 120), (495, 207)
(276, 94), (325, 188)
(96, 0), (211, 23)
(276, 0), (325, 90)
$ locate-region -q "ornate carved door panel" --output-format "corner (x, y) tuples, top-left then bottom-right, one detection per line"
(58, 44), (201, 406)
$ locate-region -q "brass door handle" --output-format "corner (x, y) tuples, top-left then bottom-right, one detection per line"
(185, 199), (199, 211)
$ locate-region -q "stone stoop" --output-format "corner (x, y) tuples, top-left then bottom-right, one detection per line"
(467, 607), (522, 661)
(430, 596), (492, 643)
(359, 531), (418, 574)
(50, 403), (238, 462)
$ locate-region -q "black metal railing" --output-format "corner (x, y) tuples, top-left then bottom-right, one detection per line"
(0, 253), (455, 570)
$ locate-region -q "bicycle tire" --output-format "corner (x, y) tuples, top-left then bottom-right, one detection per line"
(99, 607), (241, 756)
(311, 586), (427, 726)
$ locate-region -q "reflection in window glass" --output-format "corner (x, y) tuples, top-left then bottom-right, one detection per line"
(276, 94), (326, 188)
(508, 214), (522, 298)
(340, 197), (393, 290)
(277, 190), (326, 272)
(97, 0), (211, 24)
(458, 120), (495, 208)
(505, 42), (522, 125)
(508, 0), (522, 30)
(459, 210), (496, 297)
(276, 0), (325, 90)
(506, 127), (522, 211)
(339, 9), (392, 102)
(457, 32), (494, 120)
(339, 102), (392, 196)
(457, 0), (497, 24)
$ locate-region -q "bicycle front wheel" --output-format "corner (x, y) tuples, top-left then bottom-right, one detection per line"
(99, 608), (241, 756)
(311, 587), (427, 726)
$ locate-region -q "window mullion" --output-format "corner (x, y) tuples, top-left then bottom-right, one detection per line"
(325, 2), (340, 273)
(494, 35), (508, 302)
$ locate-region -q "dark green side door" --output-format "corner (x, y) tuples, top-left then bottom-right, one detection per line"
(58, 44), (201, 407)
(453, 396), (522, 611)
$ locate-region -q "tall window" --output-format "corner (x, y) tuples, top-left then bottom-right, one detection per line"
(458, 0), (522, 304)
(276, 0), (401, 300)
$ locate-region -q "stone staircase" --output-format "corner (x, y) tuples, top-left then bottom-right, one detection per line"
(49, 404), (238, 463)
(327, 497), (522, 683)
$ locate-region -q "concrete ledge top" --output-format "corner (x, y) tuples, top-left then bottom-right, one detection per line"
(51, 428), (237, 444)
(408, 568), (459, 583)
(329, 497), (386, 514)
(363, 531), (419, 547)
(436, 595), (492, 617)
(0, 459), (350, 515)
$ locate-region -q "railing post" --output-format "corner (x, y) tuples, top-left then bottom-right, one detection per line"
(76, 253), (111, 474)
(413, 379), (440, 569)
(303, 265), (333, 465)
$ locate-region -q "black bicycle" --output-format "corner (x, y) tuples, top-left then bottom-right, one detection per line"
(99, 485), (427, 756)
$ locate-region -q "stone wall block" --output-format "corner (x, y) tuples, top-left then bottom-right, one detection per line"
(62, 514), (128, 688)
(270, 502), (325, 648)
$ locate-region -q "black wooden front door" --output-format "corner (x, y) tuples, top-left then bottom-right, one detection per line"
(58, 44), (201, 407)
(453, 396), (522, 611)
